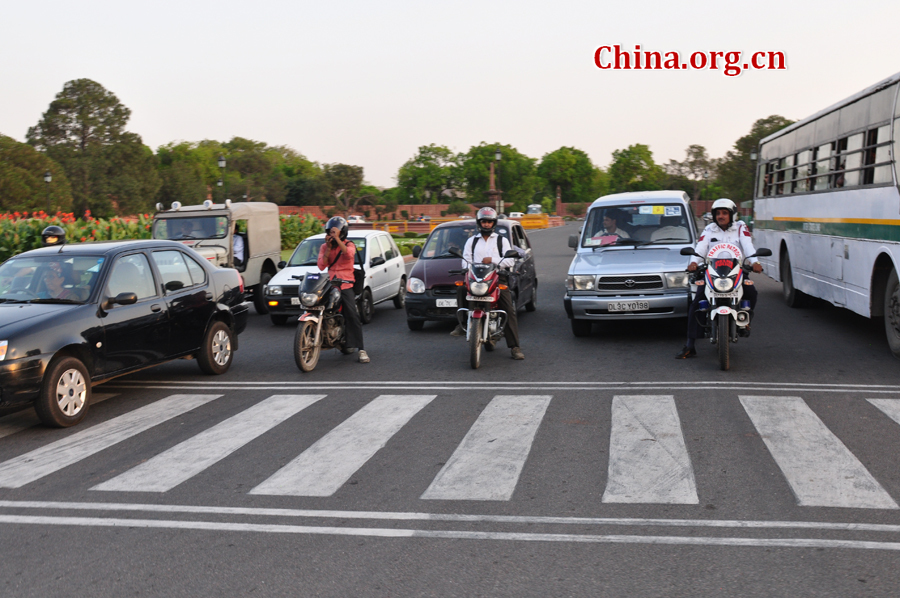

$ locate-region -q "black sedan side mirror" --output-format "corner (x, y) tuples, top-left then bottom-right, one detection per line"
(412, 245), (421, 258)
(104, 292), (138, 310)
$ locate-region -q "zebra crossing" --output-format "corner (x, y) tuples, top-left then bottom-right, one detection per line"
(0, 390), (899, 510)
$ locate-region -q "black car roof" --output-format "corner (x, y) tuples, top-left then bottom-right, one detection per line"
(15, 239), (193, 258)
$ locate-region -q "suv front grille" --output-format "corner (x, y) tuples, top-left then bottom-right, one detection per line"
(596, 275), (663, 291)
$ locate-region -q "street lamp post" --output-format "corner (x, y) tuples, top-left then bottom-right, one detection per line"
(217, 155), (226, 201)
(43, 171), (52, 214)
(488, 149), (502, 215)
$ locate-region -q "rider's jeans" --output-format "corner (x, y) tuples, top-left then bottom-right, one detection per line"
(340, 287), (364, 350)
(687, 281), (758, 340)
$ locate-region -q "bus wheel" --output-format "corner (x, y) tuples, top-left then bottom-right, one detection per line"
(781, 250), (805, 308)
(884, 269), (900, 358)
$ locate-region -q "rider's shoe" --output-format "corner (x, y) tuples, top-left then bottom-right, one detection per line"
(674, 345), (697, 359)
(511, 347), (525, 360)
(340, 346), (356, 355)
(450, 325), (465, 336)
(738, 325), (750, 338)
(358, 350), (370, 363)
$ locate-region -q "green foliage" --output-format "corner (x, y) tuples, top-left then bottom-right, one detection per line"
(537, 147), (606, 204)
(446, 199), (471, 216)
(718, 115), (794, 203)
(397, 144), (462, 204)
(0, 135), (74, 213)
(26, 79), (160, 217)
(459, 143), (539, 212)
(279, 214), (323, 250)
(607, 144), (665, 194)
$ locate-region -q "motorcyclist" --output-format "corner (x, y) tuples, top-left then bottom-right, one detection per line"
(317, 216), (368, 363)
(675, 198), (763, 359)
(450, 207), (524, 360)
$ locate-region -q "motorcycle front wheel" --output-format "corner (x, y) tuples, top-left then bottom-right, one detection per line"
(717, 313), (730, 371)
(469, 318), (483, 369)
(294, 320), (321, 372)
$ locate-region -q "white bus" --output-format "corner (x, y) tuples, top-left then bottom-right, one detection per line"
(753, 71), (900, 356)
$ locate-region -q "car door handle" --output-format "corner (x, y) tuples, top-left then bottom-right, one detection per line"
(151, 304), (162, 312)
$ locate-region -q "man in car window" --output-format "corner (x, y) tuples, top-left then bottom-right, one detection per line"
(451, 207), (524, 360)
(602, 210), (630, 238)
(233, 223), (245, 268)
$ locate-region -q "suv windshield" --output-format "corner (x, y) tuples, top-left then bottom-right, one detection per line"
(0, 255), (105, 303)
(582, 204), (692, 247)
(287, 237), (366, 267)
(152, 216), (229, 240)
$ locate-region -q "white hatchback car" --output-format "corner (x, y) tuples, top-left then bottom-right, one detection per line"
(264, 230), (406, 325)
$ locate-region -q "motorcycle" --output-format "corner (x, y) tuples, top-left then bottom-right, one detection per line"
(680, 244), (772, 370)
(448, 246), (520, 369)
(292, 273), (355, 372)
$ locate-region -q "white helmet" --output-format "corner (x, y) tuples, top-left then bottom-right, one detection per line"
(711, 198), (737, 227)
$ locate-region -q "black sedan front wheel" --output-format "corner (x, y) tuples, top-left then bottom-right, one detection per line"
(35, 356), (91, 428)
(198, 321), (234, 375)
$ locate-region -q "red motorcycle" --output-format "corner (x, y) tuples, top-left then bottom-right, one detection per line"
(449, 247), (519, 369)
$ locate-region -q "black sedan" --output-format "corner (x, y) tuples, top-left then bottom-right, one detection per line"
(0, 240), (249, 427)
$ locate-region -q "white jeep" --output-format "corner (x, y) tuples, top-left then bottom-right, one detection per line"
(152, 200), (282, 314)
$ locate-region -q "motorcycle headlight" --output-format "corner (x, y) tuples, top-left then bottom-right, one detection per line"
(300, 292), (319, 306)
(565, 275), (595, 291)
(470, 281), (490, 296)
(665, 272), (689, 288)
(267, 285), (282, 295)
(713, 277), (734, 292)
(0, 340), (7, 361)
(407, 277), (425, 294)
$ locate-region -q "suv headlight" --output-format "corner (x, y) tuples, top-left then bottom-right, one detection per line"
(0, 340), (7, 361)
(267, 285), (282, 295)
(713, 277), (735, 292)
(407, 277), (425, 294)
(665, 272), (689, 288)
(565, 275), (595, 291)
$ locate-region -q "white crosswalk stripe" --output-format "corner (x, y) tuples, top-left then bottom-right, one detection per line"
(740, 395), (898, 509)
(251, 395), (436, 497)
(0, 394), (222, 489)
(603, 395), (698, 504)
(421, 395), (552, 501)
(92, 395), (326, 493)
(868, 399), (900, 427)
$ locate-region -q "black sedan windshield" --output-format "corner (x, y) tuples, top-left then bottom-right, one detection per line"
(0, 255), (105, 303)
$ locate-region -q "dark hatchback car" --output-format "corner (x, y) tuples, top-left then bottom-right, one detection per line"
(0, 240), (249, 427)
(404, 219), (537, 330)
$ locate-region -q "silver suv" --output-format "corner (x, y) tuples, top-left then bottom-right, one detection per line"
(564, 191), (697, 337)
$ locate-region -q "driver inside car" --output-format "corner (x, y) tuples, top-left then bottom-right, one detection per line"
(675, 198), (762, 359)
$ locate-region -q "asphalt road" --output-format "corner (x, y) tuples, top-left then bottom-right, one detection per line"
(3, 222), (900, 597)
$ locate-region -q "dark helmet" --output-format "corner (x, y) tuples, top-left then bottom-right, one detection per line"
(475, 207), (498, 235)
(324, 216), (349, 240)
(41, 225), (66, 247)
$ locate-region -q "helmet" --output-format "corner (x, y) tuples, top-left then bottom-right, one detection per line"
(475, 207), (498, 235)
(324, 216), (348, 240)
(41, 225), (66, 247)
(710, 198), (737, 227)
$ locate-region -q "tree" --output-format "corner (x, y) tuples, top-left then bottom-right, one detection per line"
(26, 79), (160, 216)
(718, 115), (794, 203)
(396, 144), (462, 204)
(536, 147), (606, 204)
(607, 144), (665, 194)
(446, 199), (471, 216)
(458, 143), (539, 212)
(322, 163), (374, 214)
(0, 134), (73, 213)
(663, 144), (718, 201)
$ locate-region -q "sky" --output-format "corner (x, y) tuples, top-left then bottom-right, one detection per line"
(2, 0), (899, 188)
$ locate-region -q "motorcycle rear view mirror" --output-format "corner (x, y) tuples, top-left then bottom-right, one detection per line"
(754, 248), (772, 257)
(504, 249), (519, 258)
(448, 247), (463, 258)
(680, 247), (698, 256)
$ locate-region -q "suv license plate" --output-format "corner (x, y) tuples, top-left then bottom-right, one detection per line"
(608, 300), (649, 312)
(436, 299), (457, 307)
(466, 295), (494, 302)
